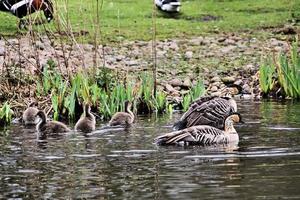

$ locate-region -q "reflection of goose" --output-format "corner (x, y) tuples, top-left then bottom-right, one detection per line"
(173, 89), (238, 130)
(36, 110), (70, 136)
(22, 102), (39, 125)
(156, 113), (243, 146)
(155, 0), (181, 13)
(75, 104), (96, 133)
(109, 101), (134, 127)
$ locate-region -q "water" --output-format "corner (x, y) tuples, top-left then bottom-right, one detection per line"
(0, 100), (300, 199)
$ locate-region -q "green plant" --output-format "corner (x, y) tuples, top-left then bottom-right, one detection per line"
(0, 102), (14, 125)
(190, 81), (206, 102)
(259, 58), (275, 94)
(276, 42), (300, 98)
(154, 91), (168, 113)
(182, 94), (192, 111)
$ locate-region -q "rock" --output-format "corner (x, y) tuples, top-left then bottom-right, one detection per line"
(242, 83), (251, 94)
(234, 79), (243, 86)
(210, 91), (221, 97)
(116, 55), (125, 61)
(169, 78), (182, 87)
(220, 45), (236, 54)
(211, 81), (221, 87)
(183, 78), (192, 88)
(0, 46), (5, 56)
(225, 39), (235, 45)
(185, 51), (193, 59)
(35, 41), (45, 50)
(211, 76), (221, 82)
(125, 60), (138, 66)
(221, 76), (235, 83)
(169, 42), (179, 51)
(210, 86), (218, 92)
(165, 83), (179, 94)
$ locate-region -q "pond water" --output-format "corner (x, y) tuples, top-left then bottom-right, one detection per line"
(0, 100), (300, 199)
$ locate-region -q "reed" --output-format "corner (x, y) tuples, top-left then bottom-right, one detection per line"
(0, 102), (13, 126)
(260, 40), (300, 99)
(259, 58), (275, 95)
(276, 42), (300, 98)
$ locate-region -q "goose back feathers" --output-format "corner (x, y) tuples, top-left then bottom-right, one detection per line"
(173, 96), (237, 130)
(36, 110), (70, 137)
(75, 104), (96, 133)
(109, 101), (134, 127)
(156, 113), (242, 146)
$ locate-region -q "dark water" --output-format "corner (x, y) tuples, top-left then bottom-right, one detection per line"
(0, 100), (300, 199)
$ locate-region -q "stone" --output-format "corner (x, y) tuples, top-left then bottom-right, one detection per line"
(220, 45), (236, 54)
(125, 60), (138, 66)
(221, 76), (235, 83)
(169, 42), (179, 51)
(210, 86), (218, 92)
(0, 46), (5, 56)
(35, 41), (45, 50)
(169, 78), (182, 87)
(242, 83), (251, 94)
(183, 78), (192, 88)
(211, 76), (221, 82)
(165, 83), (179, 94)
(185, 51), (193, 59)
(234, 79), (243, 86)
(210, 91), (222, 97)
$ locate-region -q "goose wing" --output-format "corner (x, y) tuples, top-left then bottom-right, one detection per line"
(155, 125), (227, 145)
(174, 97), (235, 130)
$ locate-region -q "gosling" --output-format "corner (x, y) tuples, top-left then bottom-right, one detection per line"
(75, 104), (96, 133)
(36, 110), (71, 137)
(22, 102), (39, 125)
(109, 101), (134, 127)
(156, 113), (243, 146)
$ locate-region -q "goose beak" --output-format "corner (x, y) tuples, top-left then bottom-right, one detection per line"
(239, 120), (245, 124)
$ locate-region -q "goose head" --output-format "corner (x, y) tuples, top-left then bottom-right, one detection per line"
(224, 112), (243, 132)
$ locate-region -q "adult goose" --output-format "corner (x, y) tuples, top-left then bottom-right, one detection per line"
(22, 102), (39, 125)
(173, 91), (238, 130)
(109, 101), (134, 127)
(36, 110), (70, 137)
(75, 104), (96, 133)
(155, 0), (181, 13)
(156, 113), (243, 146)
(0, 0), (54, 28)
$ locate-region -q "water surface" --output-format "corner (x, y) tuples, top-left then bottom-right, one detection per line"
(0, 100), (300, 199)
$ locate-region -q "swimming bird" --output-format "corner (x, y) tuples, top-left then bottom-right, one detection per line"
(75, 103), (96, 133)
(156, 113), (243, 146)
(36, 110), (71, 137)
(173, 88), (238, 131)
(109, 101), (134, 127)
(22, 102), (39, 125)
(155, 0), (181, 13)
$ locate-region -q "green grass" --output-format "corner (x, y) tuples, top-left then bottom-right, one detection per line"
(0, 0), (299, 42)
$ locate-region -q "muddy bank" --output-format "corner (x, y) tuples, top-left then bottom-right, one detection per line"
(0, 25), (299, 116)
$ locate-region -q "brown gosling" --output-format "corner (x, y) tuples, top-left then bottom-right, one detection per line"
(156, 113), (243, 146)
(36, 110), (71, 136)
(109, 101), (134, 127)
(22, 102), (39, 125)
(75, 104), (96, 133)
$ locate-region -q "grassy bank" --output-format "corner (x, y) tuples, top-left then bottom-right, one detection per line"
(0, 0), (299, 41)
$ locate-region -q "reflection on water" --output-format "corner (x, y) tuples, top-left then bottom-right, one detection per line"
(0, 100), (300, 199)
